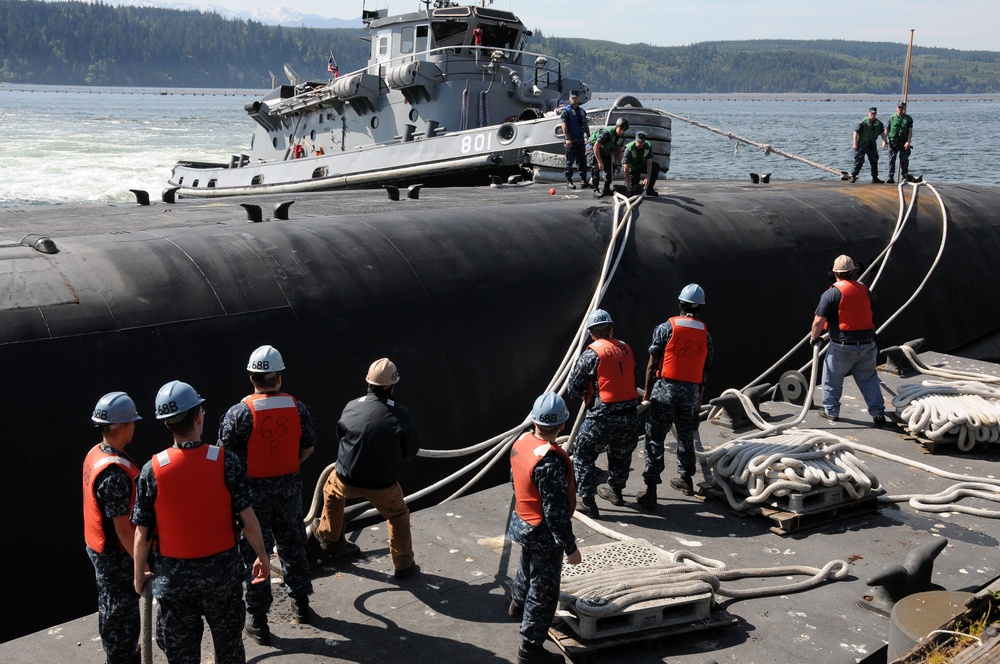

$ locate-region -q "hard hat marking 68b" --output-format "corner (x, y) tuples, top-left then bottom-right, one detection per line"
(157, 401), (180, 416)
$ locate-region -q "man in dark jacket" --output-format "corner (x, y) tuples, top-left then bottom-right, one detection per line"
(315, 358), (421, 579)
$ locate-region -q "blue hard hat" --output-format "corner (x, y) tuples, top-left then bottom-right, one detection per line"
(679, 283), (705, 305)
(531, 392), (570, 427)
(587, 309), (613, 328)
(155, 380), (205, 422)
(92, 391), (142, 425)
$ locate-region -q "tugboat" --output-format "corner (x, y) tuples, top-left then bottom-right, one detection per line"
(167, 0), (672, 197)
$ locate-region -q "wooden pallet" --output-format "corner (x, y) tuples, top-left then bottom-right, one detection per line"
(702, 484), (882, 535)
(898, 424), (999, 455)
(548, 608), (738, 662)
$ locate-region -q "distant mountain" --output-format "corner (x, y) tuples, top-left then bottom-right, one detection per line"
(106, 0), (362, 27)
(3, 0), (999, 92)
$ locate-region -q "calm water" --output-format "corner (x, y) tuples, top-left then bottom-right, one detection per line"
(1, 85), (998, 208)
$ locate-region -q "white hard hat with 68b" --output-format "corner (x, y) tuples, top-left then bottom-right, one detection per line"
(155, 380), (205, 422)
(247, 344), (285, 373)
(531, 391), (569, 427)
(92, 391), (142, 425)
(366, 358), (400, 386)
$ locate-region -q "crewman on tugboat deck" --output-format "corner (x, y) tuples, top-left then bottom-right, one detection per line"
(132, 380), (269, 664)
(560, 90), (590, 189)
(84, 391), (143, 664)
(218, 345), (317, 645)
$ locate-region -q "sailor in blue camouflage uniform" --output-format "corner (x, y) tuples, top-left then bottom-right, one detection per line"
(218, 345), (316, 645)
(637, 284), (713, 506)
(132, 381), (269, 664)
(566, 310), (640, 518)
(83, 392), (144, 664)
(560, 90), (590, 189)
(508, 392), (582, 664)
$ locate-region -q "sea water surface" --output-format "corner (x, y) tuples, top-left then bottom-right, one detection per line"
(1, 84), (998, 208)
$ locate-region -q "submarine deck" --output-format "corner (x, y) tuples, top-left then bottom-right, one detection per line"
(0, 178), (902, 241)
(5, 350), (1000, 664)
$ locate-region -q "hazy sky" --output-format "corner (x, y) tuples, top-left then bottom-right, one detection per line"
(236, 0), (997, 51)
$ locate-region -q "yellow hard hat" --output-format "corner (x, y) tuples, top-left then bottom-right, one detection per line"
(366, 358), (399, 386)
(832, 255), (855, 273)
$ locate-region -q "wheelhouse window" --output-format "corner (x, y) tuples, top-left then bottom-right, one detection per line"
(431, 20), (469, 48)
(400, 26), (414, 54)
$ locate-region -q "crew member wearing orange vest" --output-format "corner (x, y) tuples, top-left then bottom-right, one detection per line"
(811, 255), (887, 426)
(84, 391), (144, 664)
(218, 345), (316, 645)
(508, 392), (582, 664)
(132, 381), (269, 664)
(566, 310), (640, 518)
(638, 284), (713, 506)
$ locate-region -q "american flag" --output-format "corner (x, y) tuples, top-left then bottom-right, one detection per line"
(327, 55), (338, 77)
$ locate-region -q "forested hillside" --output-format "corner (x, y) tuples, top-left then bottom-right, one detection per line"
(2, 0), (999, 92)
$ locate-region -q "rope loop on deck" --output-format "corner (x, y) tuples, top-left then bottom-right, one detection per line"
(699, 430), (880, 511)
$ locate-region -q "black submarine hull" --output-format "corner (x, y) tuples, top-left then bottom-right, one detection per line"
(2, 181), (998, 641)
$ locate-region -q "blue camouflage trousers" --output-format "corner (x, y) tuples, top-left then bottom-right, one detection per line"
(564, 138), (588, 181)
(511, 544), (564, 646)
(154, 549), (246, 664)
(241, 475), (313, 615)
(644, 380), (700, 483)
(87, 546), (140, 664)
(573, 410), (639, 496)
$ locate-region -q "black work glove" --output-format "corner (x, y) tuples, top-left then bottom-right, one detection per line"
(810, 336), (823, 348)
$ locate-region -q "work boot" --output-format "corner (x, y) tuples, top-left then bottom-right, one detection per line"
(517, 641), (564, 664)
(636, 482), (657, 508)
(597, 484), (624, 506)
(600, 186), (612, 198)
(290, 595), (310, 624)
(565, 175), (576, 190)
(645, 188), (659, 197)
(887, 176), (895, 184)
(873, 414), (888, 428)
(872, 176), (884, 184)
(849, 174), (858, 183)
(581, 174), (591, 188)
(245, 613), (271, 646)
(314, 527), (362, 564)
(394, 562), (418, 579)
(670, 476), (694, 496)
(576, 495), (599, 518)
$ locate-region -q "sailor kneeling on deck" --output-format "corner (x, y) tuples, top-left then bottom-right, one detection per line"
(509, 392), (582, 664)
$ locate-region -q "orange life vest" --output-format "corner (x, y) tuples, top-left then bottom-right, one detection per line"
(510, 432), (576, 526)
(151, 445), (236, 559)
(659, 316), (708, 384)
(82, 445), (139, 554)
(587, 338), (639, 404)
(241, 393), (302, 478)
(832, 279), (874, 331)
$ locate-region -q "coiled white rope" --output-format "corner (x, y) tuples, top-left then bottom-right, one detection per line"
(892, 380), (1000, 451)
(700, 430), (880, 511)
(558, 548), (849, 617)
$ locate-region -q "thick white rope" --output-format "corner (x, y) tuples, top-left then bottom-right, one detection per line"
(699, 431), (880, 511)
(308, 191), (645, 527)
(892, 380), (1000, 450)
(558, 548), (849, 616)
